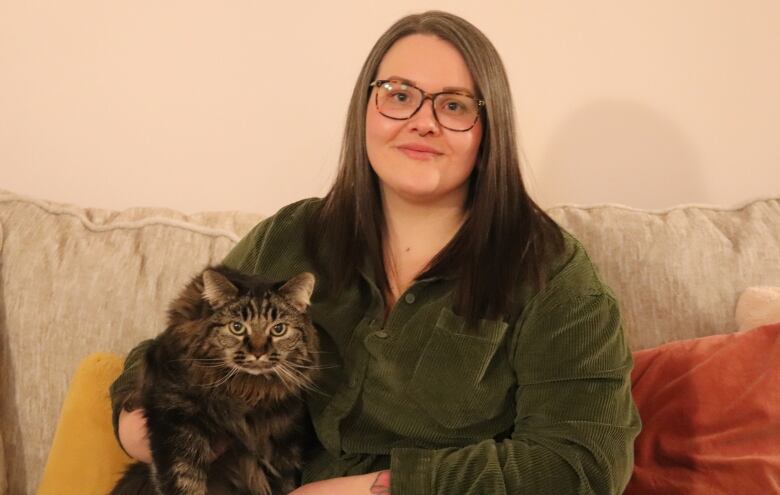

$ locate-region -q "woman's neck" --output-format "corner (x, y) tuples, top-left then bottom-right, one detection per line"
(380, 187), (467, 301)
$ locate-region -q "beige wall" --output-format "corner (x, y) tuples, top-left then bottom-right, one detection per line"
(1, 0), (778, 214)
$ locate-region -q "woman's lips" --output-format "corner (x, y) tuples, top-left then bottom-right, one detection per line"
(397, 146), (442, 160)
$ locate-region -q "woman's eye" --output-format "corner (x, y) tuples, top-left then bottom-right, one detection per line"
(230, 322), (246, 335)
(391, 91), (410, 103)
(443, 100), (465, 113)
(270, 323), (287, 337)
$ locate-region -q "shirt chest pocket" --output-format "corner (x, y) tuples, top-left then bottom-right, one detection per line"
(405, 307), (515, 429)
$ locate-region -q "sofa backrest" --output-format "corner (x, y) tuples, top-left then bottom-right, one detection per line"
(549, 198), (780, 350)
(0, 189), (778, 494)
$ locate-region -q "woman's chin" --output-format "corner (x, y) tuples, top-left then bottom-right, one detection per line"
(388, 182), (468, 206)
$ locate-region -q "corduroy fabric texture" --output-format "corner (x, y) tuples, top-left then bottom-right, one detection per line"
(1, 189), (779, 493)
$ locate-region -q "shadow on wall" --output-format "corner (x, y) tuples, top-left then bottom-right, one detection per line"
(533, 99), (705, 209)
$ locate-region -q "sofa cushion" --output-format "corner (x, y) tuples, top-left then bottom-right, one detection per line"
(736, 286), (780, 330)
(549, 198), (780, 350)
(36, 353), (130, 495)
(625, 323), (780, 494)
(0, 189), (260, 494)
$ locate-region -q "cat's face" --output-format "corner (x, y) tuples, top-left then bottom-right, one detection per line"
(210, 293), (313, 376)
(196, 270), (318, 388)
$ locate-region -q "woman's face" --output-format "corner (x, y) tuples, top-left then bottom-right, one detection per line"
(365, 34), (483, 207)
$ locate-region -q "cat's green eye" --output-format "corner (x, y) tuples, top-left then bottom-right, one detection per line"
(270, 323), (286, 337)
(229, 321), (246, 335)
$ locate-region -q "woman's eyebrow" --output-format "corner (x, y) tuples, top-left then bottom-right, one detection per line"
(384, 75), (474, 95)
(442, 85), (474, 94)
(385, 75), (416, 85)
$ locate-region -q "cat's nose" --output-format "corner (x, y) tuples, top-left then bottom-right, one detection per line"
(243, 352), (268, 362)
(247, 334), (268, 357)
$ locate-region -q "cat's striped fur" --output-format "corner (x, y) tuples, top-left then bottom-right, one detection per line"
(110, 266), (319, 495)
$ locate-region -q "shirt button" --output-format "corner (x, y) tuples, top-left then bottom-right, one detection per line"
(404, 293), (416, 304)
(374, 331), (389, 339)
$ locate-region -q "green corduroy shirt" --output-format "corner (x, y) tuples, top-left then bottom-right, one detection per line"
(111, 198), (641, 494)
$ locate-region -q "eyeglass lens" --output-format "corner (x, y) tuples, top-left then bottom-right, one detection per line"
(375, 81), (479, 131)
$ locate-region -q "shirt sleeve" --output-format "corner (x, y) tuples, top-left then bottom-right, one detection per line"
(221, 197), (316, 274)
(390, 286), (641, 494)
(221, 216), (274, 272)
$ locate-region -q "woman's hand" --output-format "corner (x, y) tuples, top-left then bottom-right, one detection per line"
(117, 408), (152, 463)
(289, 470), (391, 495)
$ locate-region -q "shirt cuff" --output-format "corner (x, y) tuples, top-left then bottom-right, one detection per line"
(390, 447), (432, 495)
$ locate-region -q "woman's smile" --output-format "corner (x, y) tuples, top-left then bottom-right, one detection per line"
(396, 143), (443, 160)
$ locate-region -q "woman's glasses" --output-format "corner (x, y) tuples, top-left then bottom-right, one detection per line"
(370, 79), (485, 132)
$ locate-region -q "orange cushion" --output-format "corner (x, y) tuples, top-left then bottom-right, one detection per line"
(625, 323), (780, 494)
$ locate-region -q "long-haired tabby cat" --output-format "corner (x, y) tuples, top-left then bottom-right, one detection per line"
(110, 266), (319, 495)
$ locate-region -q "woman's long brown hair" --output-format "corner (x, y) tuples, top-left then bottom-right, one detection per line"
(306, 10), (564, 324)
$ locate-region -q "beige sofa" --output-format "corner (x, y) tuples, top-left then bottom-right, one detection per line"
(1, 188), (779, 494)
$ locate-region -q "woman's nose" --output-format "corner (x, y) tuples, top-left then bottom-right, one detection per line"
(407, 97), (441, 135)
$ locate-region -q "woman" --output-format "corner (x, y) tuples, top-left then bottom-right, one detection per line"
(114, 11), (641, 494)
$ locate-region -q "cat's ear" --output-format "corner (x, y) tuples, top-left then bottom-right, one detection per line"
(278, 272), (315, 312)
(202, 269), (239, 308)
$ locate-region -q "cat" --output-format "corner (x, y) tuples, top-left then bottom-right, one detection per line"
(109, 266), (319, 495)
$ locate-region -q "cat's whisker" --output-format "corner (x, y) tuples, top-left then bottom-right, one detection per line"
(223, 369), (242, 384)
(198, 366), (240, 389)
(272, 366), (297, 393)
(212, 367), (240, 388)
(190, 362), (230, 369)
(277, 364), (312, 393)
(287, 362), (339, 371)
(168, 357), (229, 369)
(171, 357), (225, 363)
(277, 363), (325, 396)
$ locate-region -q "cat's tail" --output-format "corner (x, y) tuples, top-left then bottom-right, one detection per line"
(108, 462), (155, 495)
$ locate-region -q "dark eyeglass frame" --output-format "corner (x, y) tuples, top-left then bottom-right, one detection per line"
(369, 79), (486, 132)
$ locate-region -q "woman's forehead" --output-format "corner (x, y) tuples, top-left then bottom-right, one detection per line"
(376, 34), (476, 94)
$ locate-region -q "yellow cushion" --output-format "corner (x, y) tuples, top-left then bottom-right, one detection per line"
(38, 353), (133, 495)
